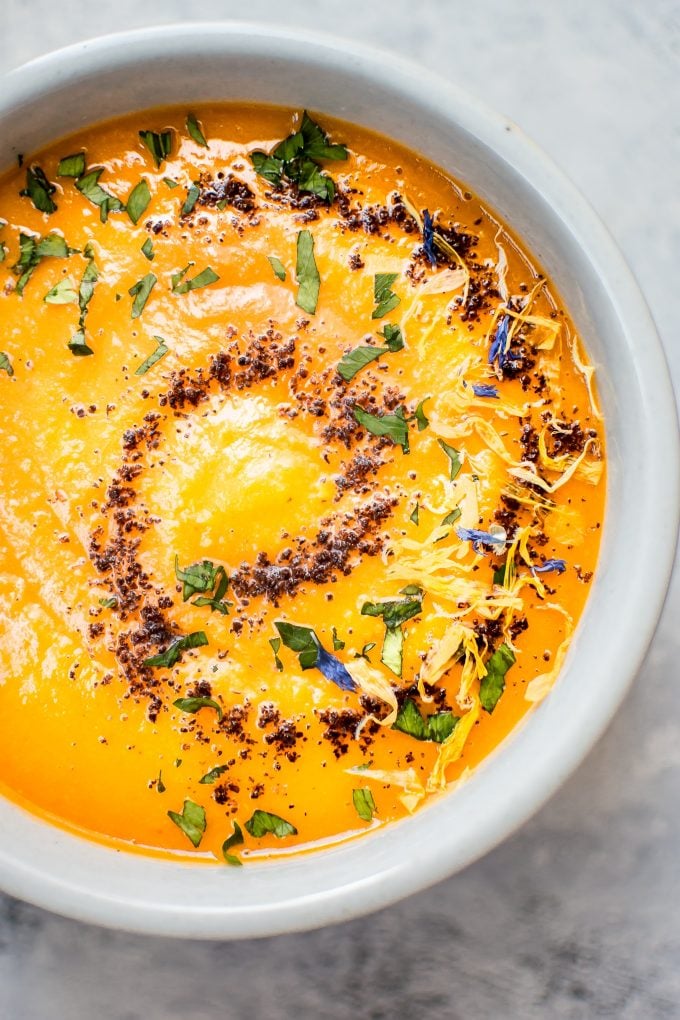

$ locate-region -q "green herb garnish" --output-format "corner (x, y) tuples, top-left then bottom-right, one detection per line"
(353, 787), (376, 822)
(181, 182), (200, 217)
(353, 404), (410, 452)
(393, 698), (459, 743)
(244, 810), (297, 839)
(44, 278), (77, 305)
(332, 626), (345, 651)
(0, 353), (14, 377)
(437, 438), (462, 480)
(135, 335), (168, 376)
(173, 696), (223, 722)
(250, 110), (347, 202)
(222, 821), (244, 865)
(414, 397), (430, 431)
(98, 596), (117, 609)
(142, 631), (209, 669)
(126, 178), (151, 225)
(128, 272), (157, 318)
(167, 798), (206, 847)
(20, 165), (57, 214)
(75, 168), (125, 223)
(141, 238), (154, 261)
(199, 765), (229, 785)
(163, 178), (178, 189)
(337, 324), (404, 382)
(295, 229), (320, 314)
(372, 273), (400, 319)
(354, 642), (376, 661)
(409, 502), (419, 525)
(171, 265), (219, 295)
(361, 593), (423, 677)
(186, 112), (208, 148)
(268, 255), (286, 281)
(269, 636), (283, 671)
(157, 770), (166, 793)
(139, 129), (173, 168)
(174, 556), (231, 614)
(68, 243), (99, 356)
(479, 643), (516, 713)
(57, 152), (86, 178)
(12, 232), (73, 295)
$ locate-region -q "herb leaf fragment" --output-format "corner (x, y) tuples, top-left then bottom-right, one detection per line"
(337, 323), (404, 382)
(0, 353), (14, 376)
(186, 113), (208, 148)
(353, 404), (410, 453)
(199, 765), (229, 785)
(173, 696), (223, 722)
(268, 255), (286, 281)
(57, 152), (86, 178)
(250, 110), (347, 202)
(222, 821), (244, 865)
(274, 621), (356, 691)
(174, 556), (231, 614)
(361, 593), (423, 677)
(68, 243), (99, 356)
(142, 631), (209, 669)
(295, 229), (320, 314)
(244, 810), (297, 839)
(393, 698), (459, 743)
(437, 438), (462, 480)
(479, 643), (515, 713)
(171, 265), (219, 295)
(353, 787), (376, 822)
(75, 168), (125, 222)
(167, 798), (206, 847)
(128, 272), (157, 318)
(126, 178), (151, 225)
(20, 165), (57, 215)
(372, 273), (400, 319)
(135, 335), (168, 376)
(139, 129), (173, 168)
(12, 232), (74, 295)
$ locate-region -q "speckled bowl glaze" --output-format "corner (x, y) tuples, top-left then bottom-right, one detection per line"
(0, 22), (677, 939)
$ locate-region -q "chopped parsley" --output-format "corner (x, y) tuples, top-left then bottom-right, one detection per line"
(139, 129), (173, 168)
(479, 643), (515, 712)
(68, 243), (99, 356)
(372, 273), (400, 319)
(352, 787), (376, 822)
(337, 323), (404, 382)
(167, 798), (206, 847)
(181, 182), (200, 217)
(128, 272), (157, 318)
(244, 810), (297, 839)
(171, 265), (219, 295)
(222, 821), (244, 865)
(142, 631), (209, 669)
(295, 229), (320, 314)
(361, 592), (423, 677)
(437, 438), (462, 480)
(173, 696), (223, 722)
(250, 110), (347, 202)
(353, 405), (410, 452)
(12, 232), (73, 295)
(198, 765), (229, 785)
(393, 698), (459, 743)
(75, 168), (125, 223)
(174, 556), (231, 614)
(20, 165), (57, 214)
(57, 152), (86, 178)
(44, 278), (77, 305)
(186, 112), (208, 148)
(274, 621), (356, 691)
(135, 335), (168, 376)
(126, 178), (151, 225)
(268, 255), (286, 281)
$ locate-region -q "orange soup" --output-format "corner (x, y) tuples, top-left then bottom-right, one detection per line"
(0, 106), (604, 862)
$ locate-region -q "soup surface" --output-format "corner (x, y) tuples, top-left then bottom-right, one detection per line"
(0, 106), (604, 862)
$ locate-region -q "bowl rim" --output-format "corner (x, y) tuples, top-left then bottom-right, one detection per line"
(1, 20), (678, 939)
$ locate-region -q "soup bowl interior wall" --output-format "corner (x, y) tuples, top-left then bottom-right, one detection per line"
(0, 23), (677, 939)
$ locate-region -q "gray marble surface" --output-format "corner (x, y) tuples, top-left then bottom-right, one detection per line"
(1, 1), (679, 1017)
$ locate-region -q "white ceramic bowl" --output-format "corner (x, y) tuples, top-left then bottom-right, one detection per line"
(0, 23), (677, 939)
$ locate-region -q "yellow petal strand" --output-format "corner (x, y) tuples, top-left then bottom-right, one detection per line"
(346, 766), (425, 814)
(427, 695), (480, 791)
(524, 603), (575, 703)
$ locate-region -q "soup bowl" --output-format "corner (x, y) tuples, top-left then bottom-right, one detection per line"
(0, 22), (677, 939)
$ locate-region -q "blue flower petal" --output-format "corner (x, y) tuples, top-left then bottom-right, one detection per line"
(456, 526), (507, 553)
(472, 383), (499, 398)
(532, 558), (567, 574)
(422, 209), (437, 268)
(488, 315), (510, 368)
(315, 643), (357, 691)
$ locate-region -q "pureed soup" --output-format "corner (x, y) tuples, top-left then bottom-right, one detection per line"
(0, 106), (604, 863)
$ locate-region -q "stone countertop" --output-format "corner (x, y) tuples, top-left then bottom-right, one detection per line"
(1, 2), (679, 1017)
